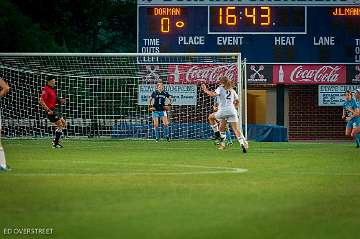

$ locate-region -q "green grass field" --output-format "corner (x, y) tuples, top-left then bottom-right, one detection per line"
(1, 139), (360, 239)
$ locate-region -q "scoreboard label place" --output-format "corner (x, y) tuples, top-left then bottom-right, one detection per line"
(178, 36), (205, 45)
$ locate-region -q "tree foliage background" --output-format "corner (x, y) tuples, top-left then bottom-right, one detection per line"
(0, 0), (137, 52)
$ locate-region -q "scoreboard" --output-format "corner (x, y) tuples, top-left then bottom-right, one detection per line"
(137, 0), (360, 63)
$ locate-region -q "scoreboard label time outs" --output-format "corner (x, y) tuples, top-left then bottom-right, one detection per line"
(137, 0), (360, 63)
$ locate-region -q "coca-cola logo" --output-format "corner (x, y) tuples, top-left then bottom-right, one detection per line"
(184, 64), (237, 83)
(290, 65), (342, 83)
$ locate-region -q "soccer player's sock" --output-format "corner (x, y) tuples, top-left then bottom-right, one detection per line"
(0, 147), (7, 168)
(356, 134), (360, 146)
(225, 130), (232, 143)
(54, 128), (62, 144)
(239, 131), (246, 141)
(237, 137), (244, 145)
(210, 123), (219, 132)
(164, 126), (170, 138)
(218, 131), (226, 148)
(154, 127), (160, 140)
(220, 131), (226, 141)
(211, 124), (220, 139)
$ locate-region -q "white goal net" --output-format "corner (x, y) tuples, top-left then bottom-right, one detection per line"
(0, 53), (247, 140)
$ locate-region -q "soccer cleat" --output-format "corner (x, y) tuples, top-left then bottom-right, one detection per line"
(53, 143), (64, 149)
(218, 142), (226, 150)
(155, 138), (159, 142)
(241, 144), (247, 153)
(240, 140), (249, 153)
(166, 137), (171, 142)
(0, 165), (11, 172)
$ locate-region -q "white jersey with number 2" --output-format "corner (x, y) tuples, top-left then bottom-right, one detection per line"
(215, 86), (238, 111)
(214, 86), (239, 123)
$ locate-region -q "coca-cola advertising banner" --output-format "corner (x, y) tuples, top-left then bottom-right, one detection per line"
(247, 64), (272, 84)
(167, 64), (237, 84)
(273, 65), (347, 85)
(347, 65), (360, 84)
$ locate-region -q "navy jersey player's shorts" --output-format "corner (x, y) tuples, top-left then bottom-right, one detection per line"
(152, 111), (167, 119)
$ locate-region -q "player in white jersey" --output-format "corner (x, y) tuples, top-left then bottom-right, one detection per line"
(213, 99), (233, 145)
(201, 76), (248, 153)
(0, 78), (10, 171)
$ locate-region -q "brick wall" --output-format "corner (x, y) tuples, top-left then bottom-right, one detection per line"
(288, 85), (348, 140)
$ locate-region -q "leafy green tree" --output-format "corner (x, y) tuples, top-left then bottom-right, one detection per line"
(0, 0), (137, 52)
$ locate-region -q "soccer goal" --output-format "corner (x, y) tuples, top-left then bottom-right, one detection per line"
(0, 53), (247, 140)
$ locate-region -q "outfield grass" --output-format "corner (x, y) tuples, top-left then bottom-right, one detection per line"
(1, 139), (360, 239)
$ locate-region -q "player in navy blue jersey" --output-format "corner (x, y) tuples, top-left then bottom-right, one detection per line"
(149, 81), (172, 142)
(342, 90), (360, 147)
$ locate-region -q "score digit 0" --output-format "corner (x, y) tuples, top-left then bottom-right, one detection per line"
(161, 18), (170, 33)
(160, 17), (185, 33)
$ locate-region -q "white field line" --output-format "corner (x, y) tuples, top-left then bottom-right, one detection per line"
(3, 161), (248, 176)
(8, 143), (295, 152)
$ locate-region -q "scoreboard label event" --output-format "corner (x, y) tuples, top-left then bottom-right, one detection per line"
(137, 0), (360, 63)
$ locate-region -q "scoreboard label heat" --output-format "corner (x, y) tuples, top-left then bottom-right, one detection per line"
(137, 0), (360, 63)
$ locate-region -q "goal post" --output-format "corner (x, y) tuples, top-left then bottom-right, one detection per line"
(0, 53), (247, 140)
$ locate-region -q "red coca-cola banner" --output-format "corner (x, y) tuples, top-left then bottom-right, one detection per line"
(273, 65), (347, 85)
(167, 64), (237, 84)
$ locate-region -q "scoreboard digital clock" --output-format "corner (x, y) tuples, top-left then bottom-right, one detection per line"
(209, 6), (306, 33)
(137, 0), (360, 63)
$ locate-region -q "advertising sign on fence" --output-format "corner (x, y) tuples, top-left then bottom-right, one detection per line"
(138, 84), (197, 106)
(347, 65), (360, 84)
(167, 64), (237, 84)
(247, 64), (273, 84)
(318, 85), (360, 106)
(274, 65), (347, 85)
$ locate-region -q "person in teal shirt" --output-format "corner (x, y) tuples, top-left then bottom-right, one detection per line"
(342, 90), (360, 148)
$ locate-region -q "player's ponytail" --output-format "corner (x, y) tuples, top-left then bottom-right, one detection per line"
(219, 76), (233, 90)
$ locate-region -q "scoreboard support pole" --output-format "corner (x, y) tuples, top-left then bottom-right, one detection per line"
(276, 85), (285, 126)
(238, 53), (248, 140)
(244, 58), (248, 140)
